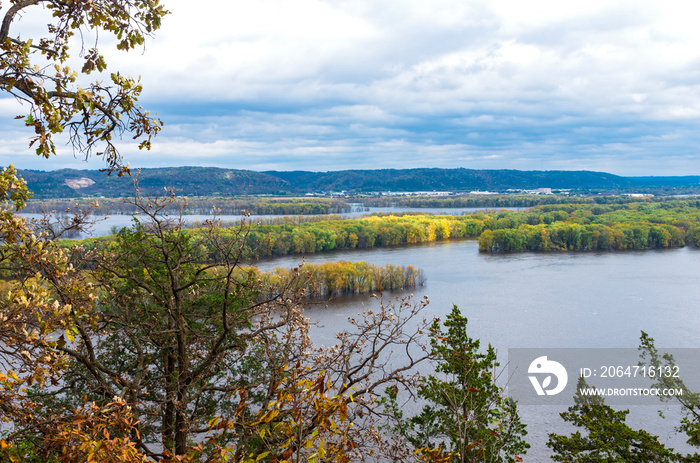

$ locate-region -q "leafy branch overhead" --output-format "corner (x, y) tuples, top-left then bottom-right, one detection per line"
(0, 0), (168, 174)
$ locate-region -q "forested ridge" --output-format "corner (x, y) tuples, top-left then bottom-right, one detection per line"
(20, 166), (700, 198)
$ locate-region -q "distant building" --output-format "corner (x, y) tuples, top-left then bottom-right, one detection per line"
(521, 188), (553, 194)
(379, 191), (452, 196)
(507, 188), (567, 195)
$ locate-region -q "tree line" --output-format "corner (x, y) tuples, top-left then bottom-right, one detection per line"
(23, 193), (656, 217)
(478, 201), (700, 252)
(358, 194), (656, 208)
(204, 200), (700, 255)
(66, 199), (700, 259)
(239, 213), (477, 257)
(22, 197), (351, 216)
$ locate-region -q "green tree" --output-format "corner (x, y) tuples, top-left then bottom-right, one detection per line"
(547, 377), (684, 462)
(31, 194), (312, 458)
(382, 305), (528, 463)
(639, 332), (700, 450)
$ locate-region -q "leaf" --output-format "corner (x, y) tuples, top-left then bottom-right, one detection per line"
(542, 376), (551, 389)
(263, 409), (279, 423)
(465, 441), (481, 451)
(208, 417), (219, 429)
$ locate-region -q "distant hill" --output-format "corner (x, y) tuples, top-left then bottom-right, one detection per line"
(18, 167), (291, 199)
(264, 168), (633, 192)
(626, 176), (700, 187)
(15, 166), (700, 199)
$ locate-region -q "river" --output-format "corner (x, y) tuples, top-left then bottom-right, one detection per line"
(255, 240), (700, 459)
(19, 209), (700, 458)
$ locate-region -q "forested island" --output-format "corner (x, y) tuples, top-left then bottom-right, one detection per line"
(54, 199), (700, 263)
(249, 261), (424, 298)
(187, 200), (700, 254)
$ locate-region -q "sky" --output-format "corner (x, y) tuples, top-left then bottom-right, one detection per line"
(4, 0), (700, 175)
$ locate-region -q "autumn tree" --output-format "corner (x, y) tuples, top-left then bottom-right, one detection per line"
(0, 166), (132, 462)
(17, 193), (301, 458)
(1, 0), (167, 174)
(0, 189), (434, 461)
(1, 0), (166, 459)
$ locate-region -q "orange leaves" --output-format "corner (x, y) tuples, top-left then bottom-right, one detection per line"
(203, 368), (358, 463)
(0, 439), (20, 463)
(414, 445), (457, 463)
(36, 398), (149, 463)
(260, 409), (281, 425)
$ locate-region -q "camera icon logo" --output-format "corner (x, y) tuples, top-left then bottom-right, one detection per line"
(528, 356), (568, 396)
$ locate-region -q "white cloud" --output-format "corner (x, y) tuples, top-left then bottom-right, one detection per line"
(5, 0), (700, 175)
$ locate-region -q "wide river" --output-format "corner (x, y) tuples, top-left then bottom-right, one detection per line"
(254, 239), (700, 459)
(21, 208), (700, 458)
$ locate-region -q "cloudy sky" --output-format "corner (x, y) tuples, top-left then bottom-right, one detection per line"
(4, 0), (700, 175)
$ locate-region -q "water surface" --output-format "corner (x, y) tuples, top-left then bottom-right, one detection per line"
(256, 241), (700, 459)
